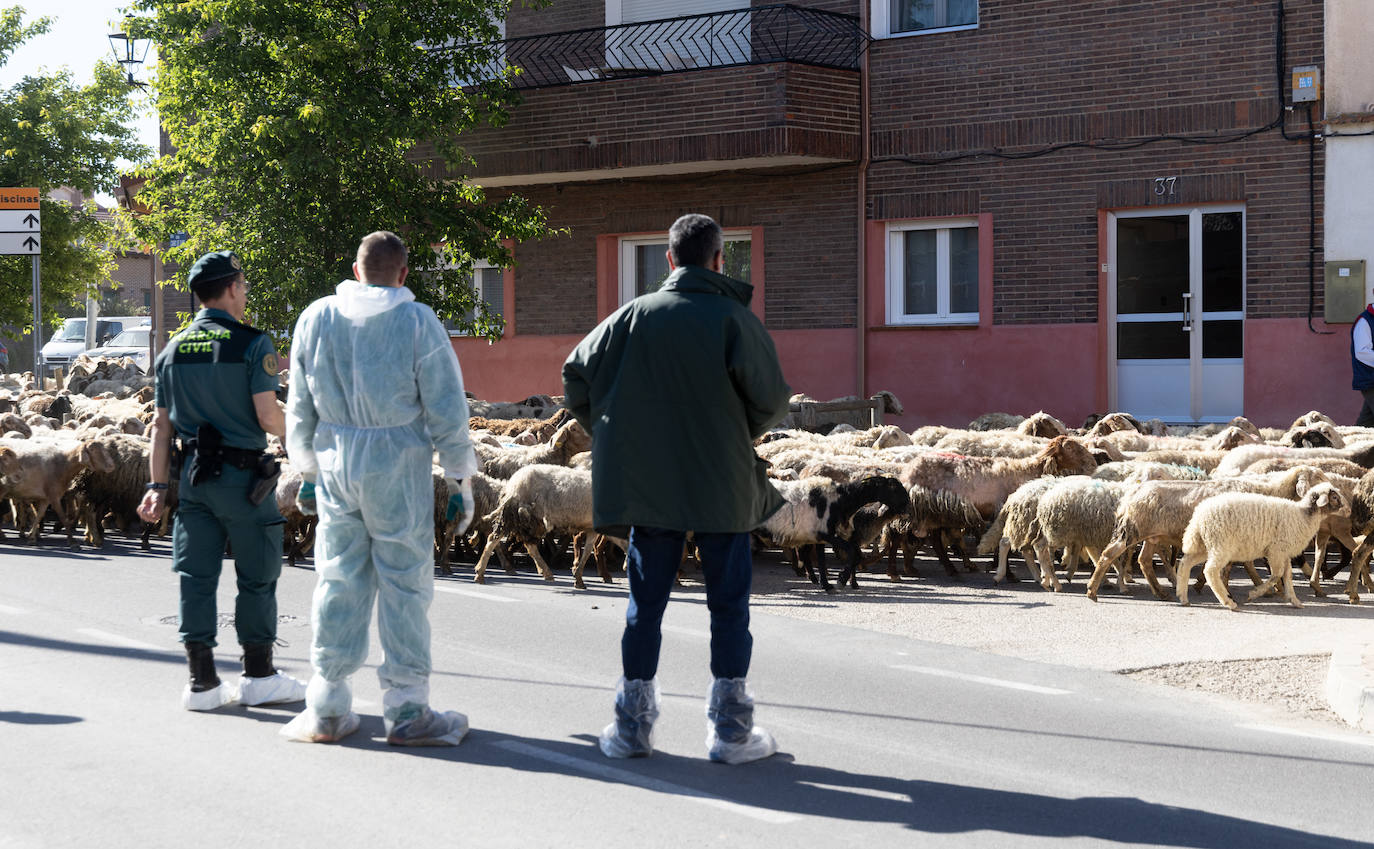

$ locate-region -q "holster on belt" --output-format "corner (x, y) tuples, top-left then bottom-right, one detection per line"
(247, 453), (280, 506)
(185, 423), (224, 486)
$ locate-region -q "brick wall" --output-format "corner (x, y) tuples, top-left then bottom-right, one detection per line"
(494, 165), (859, 334)
(865, 0), (1324, 324)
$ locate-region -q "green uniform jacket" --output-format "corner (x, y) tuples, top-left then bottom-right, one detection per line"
(563, 264), (792, 536)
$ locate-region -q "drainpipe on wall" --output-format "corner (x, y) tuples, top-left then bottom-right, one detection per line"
(856, 1), (871, 402)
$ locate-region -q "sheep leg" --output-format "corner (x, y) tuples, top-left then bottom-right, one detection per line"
(1034, 542), (1061, 592)
(1278, 555), (1305, 609)
(787, 546), (807, 578)
(1062, 547), (1080, 584)
(812, 542), (836, 595)
(822, 532), (861, 592)
(1084, 548), (1117, 601)
(929, 533), (960, 579)
(992, 537), (1011, 584)
(524, 541), (556, 581)
(1322, 541), (1350, 581)
(1202, 557), (1240, 611)
(1020, 547), (1043, 585)
(1175, 550), (1207, 606)
(473, 535), (503, 584)
(1135, 545), (1171, 601)
(572, 532), (600, 590)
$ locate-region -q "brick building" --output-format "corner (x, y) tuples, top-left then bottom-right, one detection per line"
(441, 0), (1349, 427)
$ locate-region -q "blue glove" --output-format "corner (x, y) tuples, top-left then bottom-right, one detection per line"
(446, 478), (474, 534)
(298, 480), (317, 516)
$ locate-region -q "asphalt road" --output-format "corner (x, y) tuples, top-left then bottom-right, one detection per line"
(3, 538), (1373, 848)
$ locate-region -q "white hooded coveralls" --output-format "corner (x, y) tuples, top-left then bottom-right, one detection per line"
(286, 280), (477, 718)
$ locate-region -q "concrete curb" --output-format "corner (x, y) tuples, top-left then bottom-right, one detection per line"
(1326, 643), (1374, 733)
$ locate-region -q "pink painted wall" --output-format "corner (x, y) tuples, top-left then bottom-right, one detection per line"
(1244, 318), (1354, 428)
(864, 324), (1101, 430)
(451, 334), (582, 400)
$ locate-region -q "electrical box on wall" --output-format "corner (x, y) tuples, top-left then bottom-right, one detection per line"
(1325, 260), (1367, 323)
(1292, 65), (1322, 103)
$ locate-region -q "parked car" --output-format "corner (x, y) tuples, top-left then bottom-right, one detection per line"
(85, 326), (153, 373)
(41, 316), (150, 374)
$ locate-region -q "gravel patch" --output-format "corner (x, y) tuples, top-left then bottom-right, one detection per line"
(1123, 654), (1346, 727)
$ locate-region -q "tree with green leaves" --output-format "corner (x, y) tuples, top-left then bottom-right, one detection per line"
(0, 7), (148, 340)
(130, 0), (551, 340)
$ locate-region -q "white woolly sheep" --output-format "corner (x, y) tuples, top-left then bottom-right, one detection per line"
(1176, 482), (1347, 610)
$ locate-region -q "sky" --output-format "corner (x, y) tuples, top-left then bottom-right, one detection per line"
(1, 0), (161, 204)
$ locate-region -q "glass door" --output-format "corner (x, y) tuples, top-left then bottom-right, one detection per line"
(1110, 206), (1244, 423)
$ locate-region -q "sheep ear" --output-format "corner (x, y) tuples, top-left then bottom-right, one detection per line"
(1316, 489), (1330, 507)
(1295, 472), (1310, 497)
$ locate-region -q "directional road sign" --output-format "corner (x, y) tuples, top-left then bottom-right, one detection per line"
(0, 232), (39, 253)
(0, 187), (40, 255)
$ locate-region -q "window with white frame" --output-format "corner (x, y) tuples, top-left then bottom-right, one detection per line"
(618, 232), (752, 305)
(442, 261), (505, 335)
(872, 0), (977, 39)
(885, 219), (979, 325)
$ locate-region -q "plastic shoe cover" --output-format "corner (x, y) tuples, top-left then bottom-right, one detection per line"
(384, 704), (469, 747)
(181, 682), (235, 712)
(705, 678), (778, 765)
(305, 675), (354, 717)
(239, 672), (308, 706)
(598, 677), (660, 759)
(280, 709), (361, 744)
(708, 725), (778, 765)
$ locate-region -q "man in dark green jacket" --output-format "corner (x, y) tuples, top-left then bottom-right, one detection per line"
(563, 213), (791, 764)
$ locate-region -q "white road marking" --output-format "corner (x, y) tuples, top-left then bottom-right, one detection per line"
(889, 664), (1073, 695)
(1237, 723), (1374, 749)
(493, 740), (800, 824)
(797, 781), (912, 803)
(0, 603), (29, 615)
(435, 585), (520, 603)
(75, 628), (167, 653)
(661, 624), (710, 640)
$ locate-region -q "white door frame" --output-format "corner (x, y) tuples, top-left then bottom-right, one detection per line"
(1106, 203), (1246, 422)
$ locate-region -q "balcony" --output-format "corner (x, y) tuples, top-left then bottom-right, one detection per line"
(426, 5), (869, 187)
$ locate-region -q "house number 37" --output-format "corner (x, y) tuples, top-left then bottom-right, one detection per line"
(1153, 176), (1179, 198)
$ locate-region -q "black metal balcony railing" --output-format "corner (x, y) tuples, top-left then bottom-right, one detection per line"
(444, 4), (869, 90)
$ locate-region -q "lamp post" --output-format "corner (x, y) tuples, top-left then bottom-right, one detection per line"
(107, 17), (150, 88)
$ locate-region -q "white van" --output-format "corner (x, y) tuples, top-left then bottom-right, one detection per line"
(41, 316), (151, 374)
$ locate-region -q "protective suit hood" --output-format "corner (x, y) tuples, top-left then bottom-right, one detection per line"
(334, 279), (415, 322)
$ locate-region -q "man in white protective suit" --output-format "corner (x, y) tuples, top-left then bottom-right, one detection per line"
(280, 230), (478, 745)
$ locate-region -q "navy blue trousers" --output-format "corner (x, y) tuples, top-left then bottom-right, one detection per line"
(621, 527), (754, 681)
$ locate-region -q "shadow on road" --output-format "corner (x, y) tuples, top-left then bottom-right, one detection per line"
(0, 710), (83, 725)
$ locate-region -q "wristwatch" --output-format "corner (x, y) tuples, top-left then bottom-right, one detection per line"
(145, 482), (169, 491)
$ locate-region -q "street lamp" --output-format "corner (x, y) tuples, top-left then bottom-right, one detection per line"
(108, 17), (150, 88)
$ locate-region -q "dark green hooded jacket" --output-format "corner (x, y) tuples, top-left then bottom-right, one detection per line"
(562, 264), (792, 536)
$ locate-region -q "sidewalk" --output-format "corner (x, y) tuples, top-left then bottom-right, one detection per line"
(1326, 643), (1374, 733)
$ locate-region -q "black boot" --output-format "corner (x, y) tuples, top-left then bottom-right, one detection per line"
(185, 641), (220, 693)
(242, 642), (276, 679)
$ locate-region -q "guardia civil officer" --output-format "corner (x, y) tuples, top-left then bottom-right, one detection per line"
(137, 250), (307, 711)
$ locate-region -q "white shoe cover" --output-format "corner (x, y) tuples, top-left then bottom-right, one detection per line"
(239, 672), (308, 706)
(707, 725), (778, 765)
(384, 706), (469, 747)
(181, 682), (235, 712)
(598, 677), (660, 758)
(280, 709), (361, 743)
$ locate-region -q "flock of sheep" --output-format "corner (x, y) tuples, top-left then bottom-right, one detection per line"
(5, 354), (1374, 613)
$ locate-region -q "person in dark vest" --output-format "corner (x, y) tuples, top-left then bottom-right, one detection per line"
(563, 213), (792, 764)
(1353, 304), (1374, 426)
(137, 250), (307, 711)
